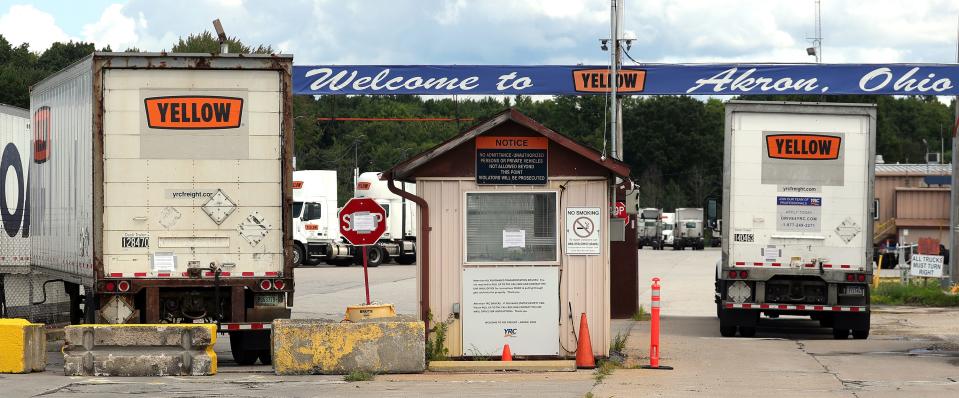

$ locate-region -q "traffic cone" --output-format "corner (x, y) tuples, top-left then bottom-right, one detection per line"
(501, 344), (513, 361)
(575, 312), (595, 369)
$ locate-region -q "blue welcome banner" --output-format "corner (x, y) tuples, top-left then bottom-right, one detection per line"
(293, 64), (959, 96)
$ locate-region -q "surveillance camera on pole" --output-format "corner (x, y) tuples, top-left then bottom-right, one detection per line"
(213, 19), (228, 54)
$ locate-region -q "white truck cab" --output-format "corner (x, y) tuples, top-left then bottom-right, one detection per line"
(661, 212), (675, 247)
(292, 170), (339, 265)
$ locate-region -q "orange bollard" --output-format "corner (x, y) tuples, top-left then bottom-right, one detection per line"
(641, 277), (673, 370)
(501, 344), (513, 361)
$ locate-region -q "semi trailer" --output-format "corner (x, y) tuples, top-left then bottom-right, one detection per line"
(715, 101), (874, 339)
(29, 52), (295, 364)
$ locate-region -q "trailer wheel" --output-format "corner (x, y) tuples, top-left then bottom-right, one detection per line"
(365, 245), (385, 267)
(292, 244), (304, 267)
(738, 326), (756, 337)
(229, 333), (258, 366)
(258, 350), (273, 365)
(720, 325), (737, 337)
(852, 329), (869, 339)
(832, 328), (850, 339)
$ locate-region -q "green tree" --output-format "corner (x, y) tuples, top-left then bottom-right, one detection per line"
(171, 31), (273, 54)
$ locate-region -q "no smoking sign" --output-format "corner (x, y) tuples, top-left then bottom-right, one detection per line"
(565, 207), (601, 255)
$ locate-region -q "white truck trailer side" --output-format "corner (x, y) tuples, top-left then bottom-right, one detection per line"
(29, 53), (294, 364)
(716, 101), (874, 339)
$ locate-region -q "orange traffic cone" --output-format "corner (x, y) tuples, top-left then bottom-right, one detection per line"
(575, 313), (595, 369)
(501, 344), (513, 361)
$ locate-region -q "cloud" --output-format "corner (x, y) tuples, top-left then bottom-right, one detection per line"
(0, 4), (73, 51)
(81, 4), (144, 50)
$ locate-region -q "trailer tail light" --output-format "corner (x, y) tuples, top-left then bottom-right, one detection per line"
(117, 280), (131, 292)
(273, 279), (285, 290)
(857, 274), (867, 282)
(739, 270), (748, 279)
(260, 279), (273, 291)
(728, 270), (738, 279)
(104, 281), (116, 292)
(846, 274), (855, 282)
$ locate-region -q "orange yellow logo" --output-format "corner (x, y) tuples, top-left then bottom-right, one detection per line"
(766, 134), (841, 160)
(144, 96), (242, 129)
(572, 69), (646, 93)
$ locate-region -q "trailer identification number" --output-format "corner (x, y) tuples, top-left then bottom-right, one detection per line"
(733, 233), (754, 242)
(122, 234), (150, 248)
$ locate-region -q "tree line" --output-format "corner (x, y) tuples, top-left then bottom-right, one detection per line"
(1, 33), (955, 208)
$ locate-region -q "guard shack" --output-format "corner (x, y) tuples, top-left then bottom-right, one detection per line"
(383, 109), (630, 358)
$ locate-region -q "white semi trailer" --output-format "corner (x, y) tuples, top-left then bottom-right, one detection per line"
(293, 170), (416, 266)
(29, 53), (295, 365)
(715, 101), (874, 339)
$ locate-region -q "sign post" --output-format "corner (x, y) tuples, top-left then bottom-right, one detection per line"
(339, 198), (387, 305)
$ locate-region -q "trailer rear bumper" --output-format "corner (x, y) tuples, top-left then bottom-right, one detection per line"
(724, 303), (867, 312)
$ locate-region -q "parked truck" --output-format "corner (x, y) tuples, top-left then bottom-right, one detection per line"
(661, 212), (675, 247)
(29, 53), (294, 364)
(638, 208), (664, 250)
(673, 207), (705, 250)
(294, 170), (416, 267)
(715, 101), (874, 339)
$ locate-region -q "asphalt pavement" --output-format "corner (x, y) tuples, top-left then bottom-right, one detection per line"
(5, 249), (959, 397)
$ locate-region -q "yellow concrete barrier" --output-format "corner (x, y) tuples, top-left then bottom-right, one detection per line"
(63, 324), (217, 376)
(0, 318), (46, 373)
(272, 317), (425, 375)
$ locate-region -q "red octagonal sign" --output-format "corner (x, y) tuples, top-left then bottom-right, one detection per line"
(339, 197), (387, 246)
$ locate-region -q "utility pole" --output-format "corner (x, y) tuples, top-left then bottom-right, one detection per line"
(951, 13), (959, 285)
(609, 0), (622, 161)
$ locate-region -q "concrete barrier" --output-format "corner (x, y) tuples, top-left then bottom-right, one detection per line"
(63, 324), (217, 376)
(272, 316), (425, 375)
(0, 319), (46, 373)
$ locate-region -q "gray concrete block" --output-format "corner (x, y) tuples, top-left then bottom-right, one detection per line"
(63, 324), (217, 376)
(272, 317), (425, 375)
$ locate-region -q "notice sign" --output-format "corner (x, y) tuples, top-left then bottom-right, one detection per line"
(476, 136), (547, 185)
(565, 207), (601, 255)
(910, 254), (945, 278)
(462, 267), (559, 356)
(776, 196), (822, 232)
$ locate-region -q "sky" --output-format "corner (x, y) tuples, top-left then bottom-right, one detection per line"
(0, 0), (957, 66)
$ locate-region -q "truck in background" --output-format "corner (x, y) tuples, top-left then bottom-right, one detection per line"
(709, 219), (723, 247)
(0, 103), (71, 324)
(29, 53), (294, 365)
(673, 207), (705, 250)
(661, 212), (675, 247)
(294, 170), (416, 267)
(715, 101), (874, 339)
(638, 208), (664, 250)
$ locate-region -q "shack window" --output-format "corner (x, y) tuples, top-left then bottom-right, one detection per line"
(466, 192), (557, 263)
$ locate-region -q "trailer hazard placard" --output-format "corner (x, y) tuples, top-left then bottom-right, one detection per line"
(565, 207), (601, 255)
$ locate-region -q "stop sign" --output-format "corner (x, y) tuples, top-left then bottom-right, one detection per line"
(339, 198), (387, 246)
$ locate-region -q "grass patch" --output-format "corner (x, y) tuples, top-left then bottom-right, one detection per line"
(593, 359), (620, 384)
(609, 333), (627, 355)
(344, 370), (375, 382)
(585, 393), (595, 398)
(631, 305), (651, 321)
(872, 282), (959, 306)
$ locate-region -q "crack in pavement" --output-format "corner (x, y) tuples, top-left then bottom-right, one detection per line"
(794, 340), (861, 398)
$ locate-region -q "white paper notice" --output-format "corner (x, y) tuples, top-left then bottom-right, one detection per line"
(152, 252), (176, 272)
(462, 267), (559, 356)
(502, 229), (526, 248)
(352, 212), (376, 232)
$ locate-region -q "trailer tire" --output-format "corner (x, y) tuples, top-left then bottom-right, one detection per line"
(852, 329), (869, 339)
(229, 333), (258, 366)
(738, 326), (756, 337)
(364, 245), (385, 267)
(258, 350), (272, 365)
(832, 328), (850, 339)
(292, 243), (305, 267)
(396, 254), (416, 265)
(720, 325), (737, 337)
